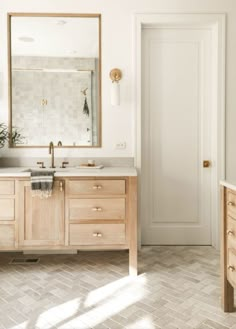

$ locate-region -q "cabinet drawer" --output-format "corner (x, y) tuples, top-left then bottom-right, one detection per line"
(0, 199), (15, 220)
(0, 180), (14, 195)
(69, 198), (125, 220)
(227, 190), (236, 219)
(228, 248), (236, 286)
(227, 216), (236, 250)
(0, 225), (14, 247)
(69, 223), (125, 245)
(68, 180), (125, 195)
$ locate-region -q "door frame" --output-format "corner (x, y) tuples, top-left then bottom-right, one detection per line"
(133, 13), (226, 249)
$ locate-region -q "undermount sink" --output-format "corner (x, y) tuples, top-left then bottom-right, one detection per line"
(21, 167), (73, 173)
(21, 166), (104, 173)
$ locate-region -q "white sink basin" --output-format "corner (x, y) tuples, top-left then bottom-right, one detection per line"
(21, 164), (104, 174)
(21, 167), (73, 173)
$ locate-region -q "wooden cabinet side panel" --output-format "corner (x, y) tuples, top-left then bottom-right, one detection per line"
(128, 176), (138, 276)
(221, 186), (234, 312)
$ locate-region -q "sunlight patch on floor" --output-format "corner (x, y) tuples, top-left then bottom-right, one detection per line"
(126, 316), (156, 329)
(10, 275), (147, 329)
(84, 274), (147, 307)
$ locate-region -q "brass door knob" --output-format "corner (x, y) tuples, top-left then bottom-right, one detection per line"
(203, 160), (211, 168)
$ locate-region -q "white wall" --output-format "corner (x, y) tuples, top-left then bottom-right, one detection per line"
(0, 0), (235, 180)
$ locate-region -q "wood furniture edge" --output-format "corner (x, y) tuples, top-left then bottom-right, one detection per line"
(221, 185), (234, 311)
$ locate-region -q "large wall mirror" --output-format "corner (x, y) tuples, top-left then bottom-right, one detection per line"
(8, 13), (101, 147)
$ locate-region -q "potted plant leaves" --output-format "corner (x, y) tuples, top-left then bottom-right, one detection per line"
(0, 123), (24, 148)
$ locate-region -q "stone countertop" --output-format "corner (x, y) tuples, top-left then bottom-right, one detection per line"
(0, 167), (137, 177)
(220, 180), (236, 191)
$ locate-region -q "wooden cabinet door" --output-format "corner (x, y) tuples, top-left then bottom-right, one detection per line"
(18, 180), (64, 247)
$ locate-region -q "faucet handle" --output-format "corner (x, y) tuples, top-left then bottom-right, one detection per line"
(60, 161), (69, 169)
(36, 161), (45, 169)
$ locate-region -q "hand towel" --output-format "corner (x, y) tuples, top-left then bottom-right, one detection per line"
(31, 170), (55, 198)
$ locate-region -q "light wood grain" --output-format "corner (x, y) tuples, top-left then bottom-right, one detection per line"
(221, 186), (234, 312)
(69, 198), (125, 220)
(227, 216), (236, 250)
(128, 176), (138, 276)
(2, 176), (138, 278)
(0, 199), (14, 220)
(0, 180), (14, 195)
(18, 180), (64, 246)
(68, 180), (125, 195)
(228, 248), (236, 288)
(0, 224), (14, 247)
(227, 189), (236, 220)
(69, 223), (125, 246)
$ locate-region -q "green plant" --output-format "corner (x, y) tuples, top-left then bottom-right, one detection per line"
(0, 123), (8, 148)
(0, 123), (24, 148)
(9, 126), (25, 146)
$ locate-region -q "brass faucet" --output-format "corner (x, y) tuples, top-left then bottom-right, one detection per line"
(49, 141), (55, 168)
(49, 141), (63, 168)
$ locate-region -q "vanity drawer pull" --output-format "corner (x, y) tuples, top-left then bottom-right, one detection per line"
(92, 232), (102, 237)
(227, 230), (234, 236)
(92, 207), (102, 212)
(59, 181), (63, 192)
(227, 201), (235, 206)
(228, 265), (235, 272)
(93, 185), (102, 190)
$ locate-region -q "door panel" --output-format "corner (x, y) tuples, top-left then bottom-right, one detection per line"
(141, 28), (212, 245)
(19, 180), (64, 246)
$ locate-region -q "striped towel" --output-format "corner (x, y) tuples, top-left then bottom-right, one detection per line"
(31, 170), (55, 198)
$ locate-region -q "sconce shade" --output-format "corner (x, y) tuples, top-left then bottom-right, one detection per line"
(110, 68), (122, 106)
(111, 81), (120, 106)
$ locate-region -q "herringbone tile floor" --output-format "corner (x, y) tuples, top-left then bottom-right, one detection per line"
(0, 246), (236, 329)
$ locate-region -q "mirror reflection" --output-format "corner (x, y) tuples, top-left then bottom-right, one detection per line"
(9, 14), (101, 147)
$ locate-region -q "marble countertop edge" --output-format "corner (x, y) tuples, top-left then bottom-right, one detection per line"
(0, 166), (138, 177)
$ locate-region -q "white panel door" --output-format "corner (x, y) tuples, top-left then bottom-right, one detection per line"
(141, 27), (212, 245)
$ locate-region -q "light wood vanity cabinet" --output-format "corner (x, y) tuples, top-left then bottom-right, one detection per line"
(65, 177), (138, 275)
(0, 180), (16, 249)
(66, 179), (127, 246)
(18, 180), (65, 247)
(221, 184), (236, 311)
(0, 175), (137, 275)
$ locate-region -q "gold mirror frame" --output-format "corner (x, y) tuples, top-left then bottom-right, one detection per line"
(7, 13), (102, 148)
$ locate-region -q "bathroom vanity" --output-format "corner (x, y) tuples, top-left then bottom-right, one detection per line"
(221, 181), (236, 311)
(0, 167), (137, 276)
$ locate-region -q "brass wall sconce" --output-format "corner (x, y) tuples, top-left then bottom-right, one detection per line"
(110, 68), (122, 106)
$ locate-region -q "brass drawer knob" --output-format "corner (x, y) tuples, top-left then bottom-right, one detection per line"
(92, 207), (102, 212)
(93, 185), (102, 190)
(92, 232), (102, 237)
(228, 265), (235, 272)
(59, 181), (63, 192)
(227, 201), (235, 206)
(227, 230), (234, 236)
